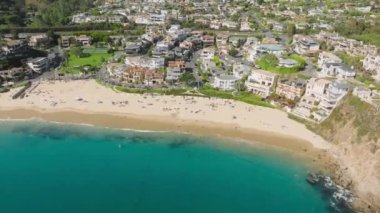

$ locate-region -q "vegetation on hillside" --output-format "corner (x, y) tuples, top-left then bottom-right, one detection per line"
(335, 52), (363, 71)
(31, 0), (95, 26)
(334, 18), (380, 48)
(0, 0), (26, 27)
(310, 95), (380, 144)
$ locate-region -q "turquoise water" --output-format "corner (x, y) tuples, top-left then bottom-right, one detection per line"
(0, 121), (332, 213)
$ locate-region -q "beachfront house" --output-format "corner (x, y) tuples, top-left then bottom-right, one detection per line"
(212, 75), (239, 91)
(304, 78), (331, 101)
(106, 63), (127, 78)
(26, 57), (49, 73)
(233, 63), (252, 79)
(165, 60), (187, 81)
(123, 67), (164, 85)
(245, 69), (278, 98)
(166, 67), (183, 81)
(275, 78), (306, 101)
(144, 70), (165, 85)
(125, 56), (165, 70)
(291, 78), (349, 122)
(124, 67), (144, 84)
(318, 80), (349, 111)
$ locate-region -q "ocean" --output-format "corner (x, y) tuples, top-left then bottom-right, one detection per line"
(0, 120), (334, 213)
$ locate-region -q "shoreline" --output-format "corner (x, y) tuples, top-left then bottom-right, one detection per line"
(2, 79), (373, 209)
(0, 107), (336, 173)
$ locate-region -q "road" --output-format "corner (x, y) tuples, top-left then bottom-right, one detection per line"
(301, 60), (319, 78)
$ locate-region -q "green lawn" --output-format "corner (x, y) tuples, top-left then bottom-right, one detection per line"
(199, 85), (273, 108)
(256, 54), (305, 74)
(212, 56), (222, 67)
(67, 53), (112, 67)
(61, 47), (113, 74)
(114, 84), (273, 108)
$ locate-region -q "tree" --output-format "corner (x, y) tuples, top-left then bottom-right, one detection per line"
(228, 48), (239, 57)
(10, 29), (18, 39)
(71, 47), (82, 57)
(287, 23), (296, 37)
(179, 72), (195, 86)
(268, 24), (273, 30)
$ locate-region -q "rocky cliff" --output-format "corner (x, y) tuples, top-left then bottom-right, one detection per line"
(310, 95), (380, 212)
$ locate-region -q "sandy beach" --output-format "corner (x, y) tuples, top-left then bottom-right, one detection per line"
(0, 80), (331, 149)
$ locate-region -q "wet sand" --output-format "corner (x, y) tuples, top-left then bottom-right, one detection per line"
(0, 108), (336, 172)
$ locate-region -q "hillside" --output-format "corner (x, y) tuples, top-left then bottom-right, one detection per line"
(28, 0), (96, 26)
(310, 95), (380, 211)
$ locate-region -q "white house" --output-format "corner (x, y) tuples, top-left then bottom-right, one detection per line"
(293, 35), (319, 55)
(222, 21), (238, 29)
(232, 63), (252, 79)
(166, 67), (183, 81)
(363, 55), (380, 82)
(150, 13), (166, 25)
(248, 44), (286, 61)
(167, 25), (182, 36)
(278, 58), (298, 68)
(308, 9), (323, 16)
(240, 21), (252, 31)
(319, 80), (349, 111)
(318, 52), (342, 68)
(200, 47), (215, 59)
(304, 78), (331, 101)
(245, 69), (278, 98)
(210, 20), (222, 30)
(27, 57), (49, 73)
(292, 78), (348, 122)
(125, 56), (165, 70)
(320, 63), (356, 79)
(355, 6), (372, 13)
(106, 63), (127, 77)
(353, 87), (372, 103)
(213, 75), (239, 90)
